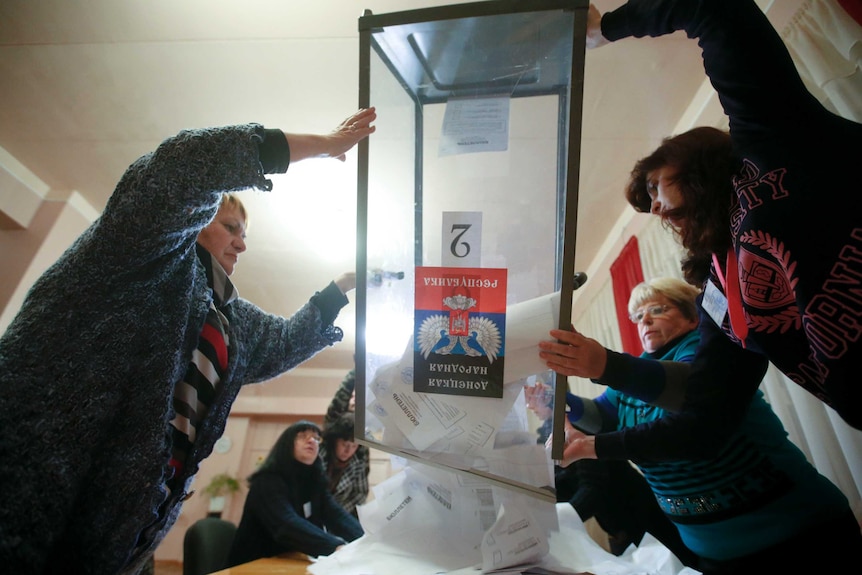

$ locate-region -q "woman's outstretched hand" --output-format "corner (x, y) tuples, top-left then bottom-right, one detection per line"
(335, 272), (357, 295)
(546, 419), (597, 467)
(284, 107), (377, 162)
(325, 107), (377, 161)
(538, 327), (608, 379)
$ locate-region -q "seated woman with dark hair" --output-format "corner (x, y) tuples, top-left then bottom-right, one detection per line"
(227, 421), (363, 566)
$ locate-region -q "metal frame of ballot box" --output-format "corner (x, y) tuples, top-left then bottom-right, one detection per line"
(355, 0), (588, 499)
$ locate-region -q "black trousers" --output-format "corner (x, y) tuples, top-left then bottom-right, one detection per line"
(555, 460), (700, 568)
(695, 510), (862, 575)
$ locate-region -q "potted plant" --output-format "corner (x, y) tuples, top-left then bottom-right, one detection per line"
(201, 472), (241, 517)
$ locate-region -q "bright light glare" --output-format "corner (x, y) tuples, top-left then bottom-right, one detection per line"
(267, 162), (357, 264)
(365, 309), (413, 359)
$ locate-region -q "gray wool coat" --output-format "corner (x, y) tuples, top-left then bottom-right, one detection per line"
(0, 124), (347, 574)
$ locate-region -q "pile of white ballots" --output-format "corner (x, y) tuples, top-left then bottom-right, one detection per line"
(308, 459), (701, 575)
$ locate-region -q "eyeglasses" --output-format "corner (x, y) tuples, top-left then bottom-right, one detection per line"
(629, 304), (672, 324)
(296, 430), (322, 444)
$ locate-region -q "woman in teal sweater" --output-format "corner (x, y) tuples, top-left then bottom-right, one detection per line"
(558, 278), (860, 573)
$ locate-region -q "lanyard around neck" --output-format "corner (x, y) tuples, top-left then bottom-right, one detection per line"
(712, 249), (749, 347)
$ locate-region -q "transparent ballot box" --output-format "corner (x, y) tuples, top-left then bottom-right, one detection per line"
(356, 0), (587, 500)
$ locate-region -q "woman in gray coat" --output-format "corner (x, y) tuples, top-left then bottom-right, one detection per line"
(0, 108), (375, 574)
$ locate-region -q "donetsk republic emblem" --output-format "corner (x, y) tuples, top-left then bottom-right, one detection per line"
(417, 292), (502, 363)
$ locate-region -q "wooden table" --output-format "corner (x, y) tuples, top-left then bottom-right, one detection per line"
(210, 552), (312, 574)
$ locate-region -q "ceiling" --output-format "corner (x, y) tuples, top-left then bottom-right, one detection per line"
(0, 0), (796, 374)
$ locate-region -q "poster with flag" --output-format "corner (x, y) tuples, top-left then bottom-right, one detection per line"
(413, 267), (507, 398)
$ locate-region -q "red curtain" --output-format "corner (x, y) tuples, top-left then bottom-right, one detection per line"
(610, 236), (645, 355)
(838, 0), (862, 27)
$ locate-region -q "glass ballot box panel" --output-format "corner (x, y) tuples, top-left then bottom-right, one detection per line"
(357, 0), (587, 499)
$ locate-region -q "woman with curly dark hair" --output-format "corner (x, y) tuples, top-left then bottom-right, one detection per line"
(540, 0), (862, 471)
(625, 126), (736, 286)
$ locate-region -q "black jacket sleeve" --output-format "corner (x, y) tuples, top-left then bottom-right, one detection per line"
(600, 0), (820, 134)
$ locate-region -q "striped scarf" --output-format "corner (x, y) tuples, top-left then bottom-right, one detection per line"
(167, 244), (237, 487)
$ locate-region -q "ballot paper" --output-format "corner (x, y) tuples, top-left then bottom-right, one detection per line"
(367, 361), (555, 497)
(371, 347), (518, 453)
(373, 390), (554, 492)
(481, 500), (550, 573)
(358, 463), (509, 561)
(310, 460), (700, 575)
(438, 96), (510, 157)
(368, 290), (560, 455)
(502, 291), (560, 385)
(370, 352), (461, 451)
(358, 461), (555, 566)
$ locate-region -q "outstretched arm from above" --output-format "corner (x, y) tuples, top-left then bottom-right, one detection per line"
(594, 0), (820, 130)
(586, 3), (610, 49)
(285, 108), (376, 163)
(334, 272), (357, 295)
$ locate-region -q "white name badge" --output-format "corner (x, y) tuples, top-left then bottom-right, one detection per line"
(702, 279), (729, 328)
(303, 501), (312, 518)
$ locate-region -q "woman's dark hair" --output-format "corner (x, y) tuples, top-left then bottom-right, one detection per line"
(625, 127), (737, 285)
(321, 412), (355, 464)
(249, 420), (322, 483)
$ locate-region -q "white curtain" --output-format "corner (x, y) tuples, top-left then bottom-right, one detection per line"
(569, 278), (621, 400)
(569, 0), (862, 519)
(774, 0), (862, 519)
(782, 0), (862, 122)
(638, 218), (688, 281)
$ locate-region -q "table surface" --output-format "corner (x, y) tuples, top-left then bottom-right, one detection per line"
(210, 552), (312, 575)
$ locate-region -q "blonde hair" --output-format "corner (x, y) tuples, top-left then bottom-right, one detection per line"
(628, 277), (701, 322)
(220, 193), (248, 227)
